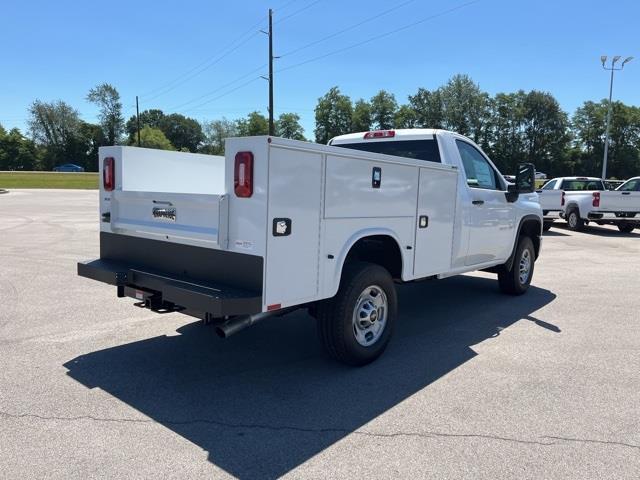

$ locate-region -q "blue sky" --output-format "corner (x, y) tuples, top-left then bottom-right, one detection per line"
(1, 0), (638, 139)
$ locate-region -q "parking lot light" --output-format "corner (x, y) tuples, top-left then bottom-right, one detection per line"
(600, 55), (632, 179)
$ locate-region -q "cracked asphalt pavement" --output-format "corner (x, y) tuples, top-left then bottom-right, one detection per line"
(1, 189), (639, 479)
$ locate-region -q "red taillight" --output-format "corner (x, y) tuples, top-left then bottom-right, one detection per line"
(363, 130), (395, 139)
(592, 191), (600, 207)
(103, 157), (115, 191)
(561, 191), (565, 206)
(234, 151), (254, 198)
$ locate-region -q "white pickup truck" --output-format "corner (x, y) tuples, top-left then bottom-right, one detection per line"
(78, 129), (542, 365)
(540, 176), (640, 233)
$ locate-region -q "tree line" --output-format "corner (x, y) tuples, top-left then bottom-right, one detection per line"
(0, 82), (306, 172)
(1, 75), (639, 179)
(313, 75), (640, 178)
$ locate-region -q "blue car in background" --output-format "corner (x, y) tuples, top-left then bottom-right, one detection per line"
(53, 164), (85, 172)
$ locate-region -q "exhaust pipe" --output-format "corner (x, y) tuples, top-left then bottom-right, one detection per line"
(215, 311), (274, 338)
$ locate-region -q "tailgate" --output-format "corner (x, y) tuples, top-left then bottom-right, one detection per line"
(599, 191), (640, 212)
(108, 190), (228, 249)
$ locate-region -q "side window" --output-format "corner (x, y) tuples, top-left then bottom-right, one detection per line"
(542, 180), (557, 190)
(620, 179), (639, 192)
(456, 140), (501, 190)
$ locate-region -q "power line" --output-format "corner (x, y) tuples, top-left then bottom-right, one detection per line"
(141, 29), (263, 103)
(167, 64), (266, 111)
(277, 0), (480, 74)
(138, 15), (267, 102)
(275, 0), (323, 24)
(137, 0), (309, 103)
(178, 77), (263, 114)
(274, 0), (301, 14)
(279, 0), (417, 58)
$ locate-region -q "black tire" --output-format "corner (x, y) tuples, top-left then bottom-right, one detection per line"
(543, 221), (553, 232)
(566, 208), (584, 231)
(498, 236), (535, 295)
(317, 262), (397, 366)
(618, 223), (635, 233)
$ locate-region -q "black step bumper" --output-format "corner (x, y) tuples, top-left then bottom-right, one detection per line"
(78, 258), (262, 317)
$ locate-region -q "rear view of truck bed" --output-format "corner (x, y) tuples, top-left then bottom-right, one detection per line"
(78, 146), (264, 319)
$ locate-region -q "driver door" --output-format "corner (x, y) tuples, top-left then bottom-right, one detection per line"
(456, 140), (516, 266)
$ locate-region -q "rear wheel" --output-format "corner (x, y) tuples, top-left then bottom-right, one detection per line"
(498, 236), (535, 295)
(317, 262), (397, 366)
(618, 223), (635, 233)
(566, 208), (584, 231)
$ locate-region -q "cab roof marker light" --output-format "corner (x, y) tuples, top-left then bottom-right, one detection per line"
(364, 130), (396, 139)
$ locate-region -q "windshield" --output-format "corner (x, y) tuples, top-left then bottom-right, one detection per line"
(561, 179), (605, 191)
(335, 139), (441, 163)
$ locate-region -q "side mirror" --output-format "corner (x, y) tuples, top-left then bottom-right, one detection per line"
(516, 163), (536, 193)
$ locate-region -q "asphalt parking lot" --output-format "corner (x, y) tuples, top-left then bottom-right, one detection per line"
(1, 189), (639, 479)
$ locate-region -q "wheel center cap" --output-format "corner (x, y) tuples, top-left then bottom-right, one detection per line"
(369, 310), (378, 322)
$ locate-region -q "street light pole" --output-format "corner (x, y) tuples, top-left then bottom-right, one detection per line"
(600, 55), (633, 179)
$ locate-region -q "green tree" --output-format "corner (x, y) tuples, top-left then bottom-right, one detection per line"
(370, 90), (398, 129)
(0, 127), (38, 170)
(484, 91), (526, 173)
(79, 122), (107, 171)
(394, 104), (419, 128)
(351, 99), (372, 132)
(131, 126), (175, 150)
(200, 118), (237, 155)
(125, 109), (165, 139)
(276, 112), (305, 140)
(236, 111), (269, 136)
(159, 113), (204, 152)
(314, 87), (353, 144)
(572, 100), (640, 178)
(407, 88), (443, 128)
(28, 100), (84, 170)
(86, 83), (124, 145)
(520, 90), (571, 174)
(439, 74), (489, 142)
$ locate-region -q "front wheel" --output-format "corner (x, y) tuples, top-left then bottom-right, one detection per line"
(618, 223), (635, 233)
(498, 236), (535, 295)
(317, 262), (397, 366)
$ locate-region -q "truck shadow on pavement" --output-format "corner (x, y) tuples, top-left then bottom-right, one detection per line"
(64, 275), (556, 480)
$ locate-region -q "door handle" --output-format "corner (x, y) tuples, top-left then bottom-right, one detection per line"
(472, 200), (484, 205)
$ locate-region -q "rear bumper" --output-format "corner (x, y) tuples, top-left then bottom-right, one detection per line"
(77, 232), (264, 317)
(78, 259), (262, 317)
(586, 211), (640, 223)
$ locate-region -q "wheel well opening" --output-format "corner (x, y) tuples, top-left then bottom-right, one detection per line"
(345, 235), (403, 279)
(520, 219), (542, 258)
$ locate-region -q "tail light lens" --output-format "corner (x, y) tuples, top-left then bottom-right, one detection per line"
(364, 130), (395, 139)
(234, 151), (254, 198)
(561, 191), (565, 206)
(592, 191), (600, 207)
(103, 157), (115, 191)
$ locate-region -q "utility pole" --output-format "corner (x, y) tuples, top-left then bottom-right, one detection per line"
(600, 55), (633, 179)
(136, 95), (141, 147)
(268, 8), (274, 136)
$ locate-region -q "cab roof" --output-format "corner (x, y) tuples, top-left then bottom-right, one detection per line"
(329, 128), (445, 145)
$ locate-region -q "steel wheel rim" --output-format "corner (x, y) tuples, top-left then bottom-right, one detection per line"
(352, 285), (387, 347)
(519, 248), (532, 285)
(569, 212), (577, 228)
